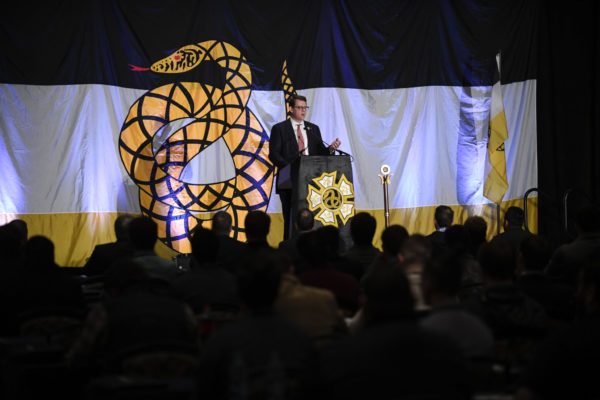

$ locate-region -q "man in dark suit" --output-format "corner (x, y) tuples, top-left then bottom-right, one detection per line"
(84, 214), (135, 276)
(211, 210), (246, 274)
(269, 94), (341, 240)
(426, 205), (453, 256)
(493, 206), (532, 253)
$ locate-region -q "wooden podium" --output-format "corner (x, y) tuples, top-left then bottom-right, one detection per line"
(277, 155), (355, 250)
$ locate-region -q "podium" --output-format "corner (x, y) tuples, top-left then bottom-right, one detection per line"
(277, 155), (355, 250)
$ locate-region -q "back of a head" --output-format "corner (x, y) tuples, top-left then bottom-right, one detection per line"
(317, 225), (341, 256)
(302, 226), (341, 268)
(0, 223), (23, 260)
(212, 211), (233, 236)
(575, 204), (600, 234)
(114, 214), (134, 242)
(464, 216), (488, 248)
(478, 238), (516, 281)
(434, 206), (454, 229)
(519, 235), (550, 272)
(381, 225), (409, 257)
(24, 235), (56, 270)
(295, 208), (315, 232)
(191, 226), (220, 265)
(129, 216), (158, 250)
(424, 250), (463, 296)
(237, 249), (282, 310)
(350, 212), (377, 246)
(103, 258), (149, 295)
(8, 219), (28, 244)
(363, 257), (415, 324)
(504, 206), (525, 228)
(244, 210), (270, 242)
(401, 234), (432, 262)
(444, 224), (472, 254)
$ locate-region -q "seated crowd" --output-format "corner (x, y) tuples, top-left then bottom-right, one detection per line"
(0, 203), (599, 399)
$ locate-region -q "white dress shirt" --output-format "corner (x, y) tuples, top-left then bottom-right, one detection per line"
(290, 118), (309, 155)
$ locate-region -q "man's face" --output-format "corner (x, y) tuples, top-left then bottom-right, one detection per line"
(289, 99), (307, 122)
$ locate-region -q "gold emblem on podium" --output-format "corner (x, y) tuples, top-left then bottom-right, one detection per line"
(307, 171), (355, 226)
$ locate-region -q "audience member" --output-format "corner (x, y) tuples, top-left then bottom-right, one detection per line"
(171, 226), (240, 314)
(400, 257), (429, 314)
(278, 207), (315, 275)
(515, 259), (600, 400)
(420, 251), (494, 359)
(84, 214), (135, 277)
(399, 235), (434, 313)
(427, 205), (454, 256)
(15, 235), (87, 316)
(0, 224), (30, 334)
(464, 215), (488, 256)
(66, 259), (199, 375)
(401, 233), (432, 262)
(7, 218), (28, 247)
(129, 216), (179, 282)
(211, 210), (246, 274)
(342, 212), (381, 281)
(297, 226), (360, 316)
(380, 224), (409, 260)
(244, 209), (274, 253)
(463, 238), (548, 365)
(493, 206), (533, 253)
(273, 250), (348, 348)
(319, 258), (472, 399)
(197, 249), (318, 399)
(545, 204), (600, 286)
(360, 224), (409, 287)
(0, 222), (24, 284)
(515, 235), (575, 324)
(445, 224), (484, 299)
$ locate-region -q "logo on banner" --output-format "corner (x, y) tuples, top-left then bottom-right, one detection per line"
(119, 40), (275, 253)
(307, 171), (355, 226)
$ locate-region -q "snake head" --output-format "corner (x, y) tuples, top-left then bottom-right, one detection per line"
(150, 44), (206, 74)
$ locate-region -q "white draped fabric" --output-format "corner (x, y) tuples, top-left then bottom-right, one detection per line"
(1, 81), (537, 215)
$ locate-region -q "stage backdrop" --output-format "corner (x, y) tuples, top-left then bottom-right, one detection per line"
(0, 1), (538, 266)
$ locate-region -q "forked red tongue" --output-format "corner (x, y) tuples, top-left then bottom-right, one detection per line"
(128, 64), (150, 71)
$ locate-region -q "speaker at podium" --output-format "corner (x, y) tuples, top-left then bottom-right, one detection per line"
(277, 154), (355, 251)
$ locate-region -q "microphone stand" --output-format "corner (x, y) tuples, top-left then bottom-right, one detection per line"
(378, 165), (392, 228)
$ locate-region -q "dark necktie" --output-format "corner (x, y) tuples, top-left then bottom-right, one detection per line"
(297, 124), (305, 155)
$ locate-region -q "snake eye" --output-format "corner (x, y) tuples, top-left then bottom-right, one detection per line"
(174, 55), (181, 61)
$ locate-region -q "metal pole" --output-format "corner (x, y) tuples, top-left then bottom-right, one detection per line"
(383, 181), (390, 228)
(378, 165), (392, 228)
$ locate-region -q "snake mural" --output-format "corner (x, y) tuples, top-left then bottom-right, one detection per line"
(119, 40), (275, 253)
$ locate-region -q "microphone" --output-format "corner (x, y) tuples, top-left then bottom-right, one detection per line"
(322, 139), (353, 159)
(333, 146), (351, 157)
(307, 124), (353, 160)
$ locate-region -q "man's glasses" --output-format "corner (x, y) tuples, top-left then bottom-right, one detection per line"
(294, 106), (309, 110)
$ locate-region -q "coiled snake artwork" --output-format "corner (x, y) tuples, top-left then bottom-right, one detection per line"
(120, 40), (278, 253)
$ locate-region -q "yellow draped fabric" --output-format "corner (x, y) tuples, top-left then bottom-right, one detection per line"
(1, 197), (537, 267)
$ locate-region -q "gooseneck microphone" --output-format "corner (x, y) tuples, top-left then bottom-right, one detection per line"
(306, 124), (353, 160)
(322, 138), (353, 160)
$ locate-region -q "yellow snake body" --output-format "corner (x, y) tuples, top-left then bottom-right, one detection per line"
(119, 41), (273, 253)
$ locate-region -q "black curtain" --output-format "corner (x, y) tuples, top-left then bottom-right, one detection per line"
(537, 1), (600, 248)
